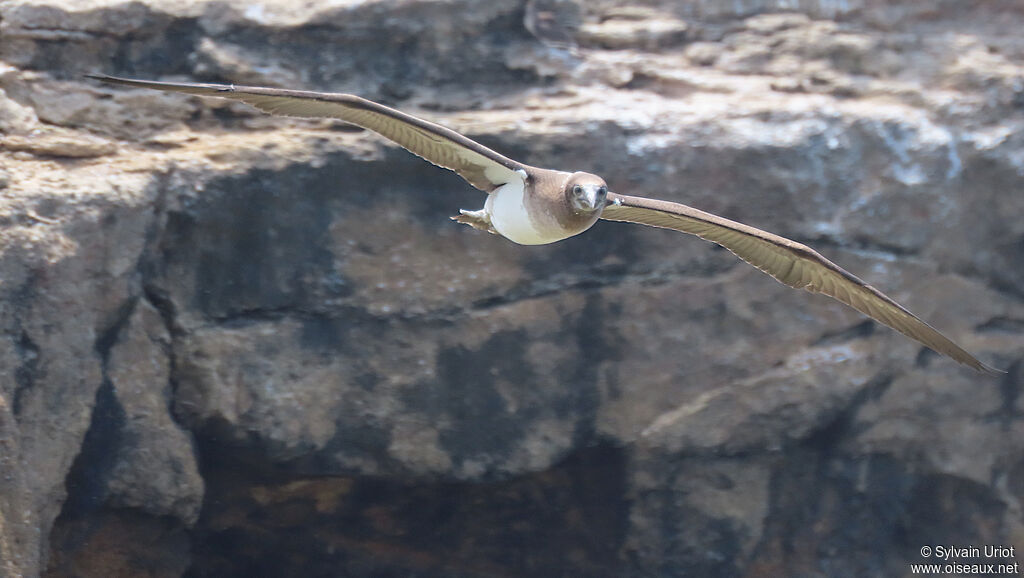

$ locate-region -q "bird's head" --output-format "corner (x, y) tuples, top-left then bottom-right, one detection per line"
(565, 172), (608, 214)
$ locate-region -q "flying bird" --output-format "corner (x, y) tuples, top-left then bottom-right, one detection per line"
(88, 74), (1002, 375)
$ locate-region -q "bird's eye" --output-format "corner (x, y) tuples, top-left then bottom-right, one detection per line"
(598, 186), (608, 195)
(572, 184), (583, 195)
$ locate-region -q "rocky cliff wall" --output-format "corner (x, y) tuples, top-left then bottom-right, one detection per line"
(1, 0), (1022, 576)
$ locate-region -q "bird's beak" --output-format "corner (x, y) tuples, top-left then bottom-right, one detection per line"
(580, 185), (604, 211)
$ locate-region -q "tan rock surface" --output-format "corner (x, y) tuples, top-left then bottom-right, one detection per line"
(0, 0), (1021, 576)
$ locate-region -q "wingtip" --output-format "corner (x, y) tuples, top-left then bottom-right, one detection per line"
(976, 362), (1007, 378)
(85, 73), (152, 87)
(85, 73), (129, 85)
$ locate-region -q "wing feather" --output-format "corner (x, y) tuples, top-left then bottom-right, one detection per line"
(602, 193), (1001, 374)
(87, 74), (524, 192)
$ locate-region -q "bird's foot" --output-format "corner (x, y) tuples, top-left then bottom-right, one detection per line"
(451, 208), (498, 235)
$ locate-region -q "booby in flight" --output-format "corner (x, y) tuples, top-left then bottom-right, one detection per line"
(87, 74), (1002, 375)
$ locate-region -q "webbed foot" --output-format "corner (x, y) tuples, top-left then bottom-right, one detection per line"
(451, 208), (498, 235)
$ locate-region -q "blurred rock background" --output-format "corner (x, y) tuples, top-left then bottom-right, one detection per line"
(1, 0), (1022, 576)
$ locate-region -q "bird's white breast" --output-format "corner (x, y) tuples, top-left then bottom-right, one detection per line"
(486, 178), (567, 245)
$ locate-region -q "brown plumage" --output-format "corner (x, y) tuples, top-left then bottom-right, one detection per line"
(87, 74), (525, 192)
(88, 74), (1002, 374)
(601, 195), (1001, 375)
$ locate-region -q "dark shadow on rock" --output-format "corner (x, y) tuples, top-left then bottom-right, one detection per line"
(748, 452), (1010, 578)
(57, 380), (127, 521)
(45, 508), (192, 578)
(185, 443), (628, 578)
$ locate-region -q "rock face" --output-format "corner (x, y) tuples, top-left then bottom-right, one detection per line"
(1, 0), (1022, 576)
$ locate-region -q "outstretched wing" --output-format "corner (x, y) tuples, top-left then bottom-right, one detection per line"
(602, 193), (1001, 375)
(88, 74), (525, 192)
